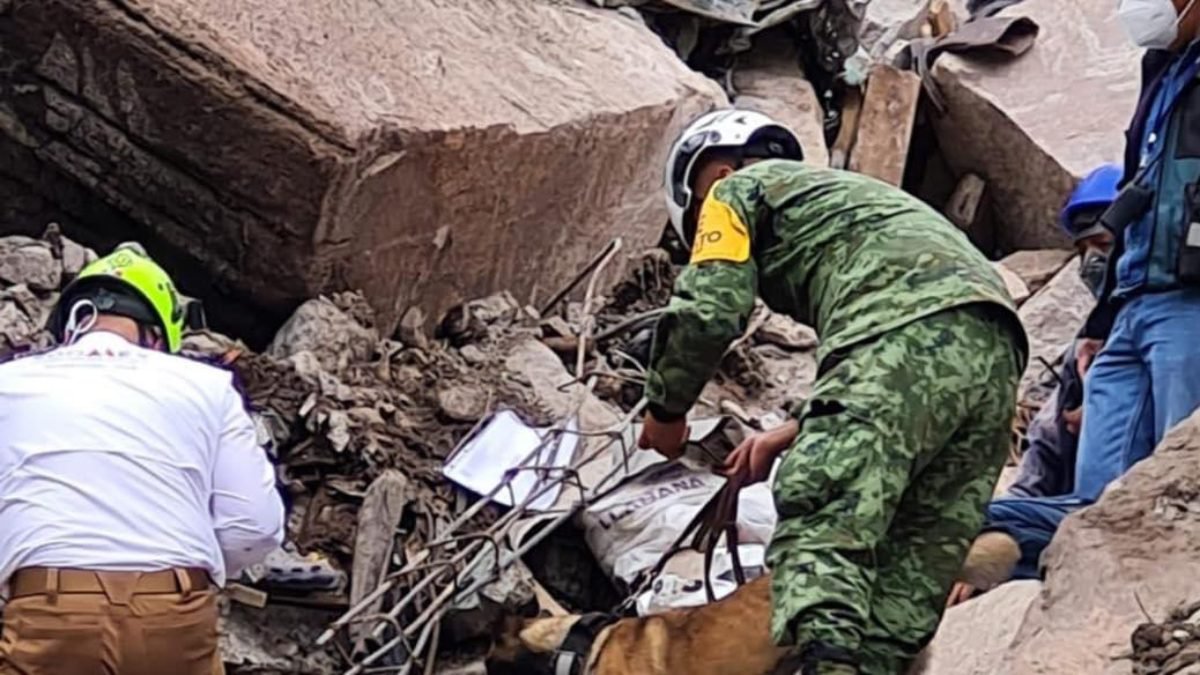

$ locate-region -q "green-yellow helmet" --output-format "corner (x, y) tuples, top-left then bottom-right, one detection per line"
(50, 242), (187, 353)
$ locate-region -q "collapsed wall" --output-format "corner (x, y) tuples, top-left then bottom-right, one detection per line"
(0, 0), (724, 337)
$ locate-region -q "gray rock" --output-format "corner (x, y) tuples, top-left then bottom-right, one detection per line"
(0, 239), (60, 292)
(397, 306), (430, 350)
(733, 31), (831, 167)
(930, 0), (1140, 252)
(0, 298), (39, 348)
(437, 383), (489, 422)
(267, 295), (378, 374)
(219, 602), (338, 674)
(441, 560), (537, 646)
(999, 249), (1074, 296)
(917, 580), (1041, 675)
(59, 237), (97, 281)
(991, 261), (1030, 306)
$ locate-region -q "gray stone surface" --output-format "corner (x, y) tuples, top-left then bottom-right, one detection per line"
(0, 0), (724, 335)
(931, 0), (1140, 252)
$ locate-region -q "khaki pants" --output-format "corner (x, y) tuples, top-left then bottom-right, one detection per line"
(0, 568), (223, 675)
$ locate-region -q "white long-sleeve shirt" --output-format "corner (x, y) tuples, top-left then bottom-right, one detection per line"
(0, 331), (285, 585)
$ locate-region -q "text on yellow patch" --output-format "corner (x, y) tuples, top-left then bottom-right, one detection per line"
(690, 197), (751, 264)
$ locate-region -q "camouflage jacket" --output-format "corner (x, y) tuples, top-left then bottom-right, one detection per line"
(645, 160), (1025, 420)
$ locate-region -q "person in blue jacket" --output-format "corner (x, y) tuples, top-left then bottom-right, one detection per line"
(1075, 0), (1200, 503)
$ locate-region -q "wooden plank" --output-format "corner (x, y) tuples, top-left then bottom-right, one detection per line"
(828, 87), (863, 170)
(847, 64), (922, 186)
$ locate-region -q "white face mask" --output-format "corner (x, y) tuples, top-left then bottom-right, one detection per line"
(1119, 0), (1197, 49)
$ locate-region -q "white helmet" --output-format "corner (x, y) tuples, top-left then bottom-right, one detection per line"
(663, 108), (805, 248)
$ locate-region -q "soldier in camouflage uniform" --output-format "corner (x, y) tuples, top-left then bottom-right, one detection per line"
(637, 109), (1028, 675)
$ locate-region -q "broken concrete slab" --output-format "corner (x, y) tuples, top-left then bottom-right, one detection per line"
(0, 0), (725, 337)
(733, 30), (831, 167)
(917, 580), (1041, 675)
(930, 0), (1140, 252)
(1017, 257), (1093, 406)
(1000, 249), (1074, 295)
(994, 408), (1200, 675)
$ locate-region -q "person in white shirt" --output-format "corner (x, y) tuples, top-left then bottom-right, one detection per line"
(0, 242), (284, 675)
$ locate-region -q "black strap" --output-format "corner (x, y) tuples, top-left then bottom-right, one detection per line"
(551, 613), (616, 675)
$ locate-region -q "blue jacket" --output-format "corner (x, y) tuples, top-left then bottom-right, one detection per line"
(1085, 46), (1200, 338)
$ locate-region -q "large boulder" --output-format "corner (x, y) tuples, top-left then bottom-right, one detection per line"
(930, 0), (1140, 252)
(918, 580), (1042, 675)
(0, 1), (724, 336)
(993, 408), (1200, 675)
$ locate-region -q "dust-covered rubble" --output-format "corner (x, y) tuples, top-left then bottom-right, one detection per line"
(0, 226), (821, 672)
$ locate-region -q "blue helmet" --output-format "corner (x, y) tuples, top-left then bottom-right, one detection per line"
(1060, 163), (1122, 240)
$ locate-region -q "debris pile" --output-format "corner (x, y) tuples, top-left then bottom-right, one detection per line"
(0, 224), (825, 672)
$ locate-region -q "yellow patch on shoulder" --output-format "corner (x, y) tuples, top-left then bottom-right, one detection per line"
(689, 196), (751, 265)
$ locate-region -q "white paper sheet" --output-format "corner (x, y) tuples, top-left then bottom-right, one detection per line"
(442, 410), (579, 511)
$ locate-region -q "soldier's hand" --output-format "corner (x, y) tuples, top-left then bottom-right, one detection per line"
(721, 418), (799, 486)
(638, 414), (689, 460)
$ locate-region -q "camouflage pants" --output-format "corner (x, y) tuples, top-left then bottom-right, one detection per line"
(767, 304), (1024, 675)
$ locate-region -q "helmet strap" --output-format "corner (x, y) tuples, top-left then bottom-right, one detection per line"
(63, 299), (98, 346)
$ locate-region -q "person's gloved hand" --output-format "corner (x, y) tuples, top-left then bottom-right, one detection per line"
(721, 418), (800, 486)
(638, 413), (689, 460)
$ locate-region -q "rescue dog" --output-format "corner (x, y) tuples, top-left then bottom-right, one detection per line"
(486, 537), (1020, 675)
(485, 574), (788, 675)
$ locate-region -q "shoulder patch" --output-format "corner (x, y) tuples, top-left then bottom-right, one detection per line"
(690, 195), (751, 265)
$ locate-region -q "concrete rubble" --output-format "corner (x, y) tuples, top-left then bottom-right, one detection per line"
(929, 0), (1141, 252)
(923, 408), (1200, 675)
(0, 225), (822, 671)
(0, 0), (724, 337)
